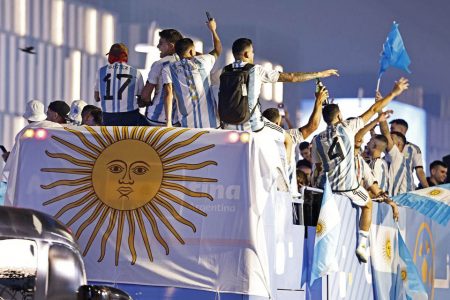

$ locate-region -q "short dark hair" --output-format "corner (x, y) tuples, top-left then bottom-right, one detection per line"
(299, 141), (310, 151)
(391, 131), (407, 146)
(296, 159), (312, 169)
(232, 38), (253, 57)
(322, 104), (340, 124)
(159, 29), (183, 44)
(430, 160), (448, 172)
(81, 105), (100, 118)
(175, 38), (194, 57)
(262, 108), (280, 123)
(390, 119), (409, 130)
(373, 134), (388, 146)
(81, 105), (103, 125)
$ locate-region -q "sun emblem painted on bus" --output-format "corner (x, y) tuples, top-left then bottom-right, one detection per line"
(382, 234), (392, 263)
(428, 189), (441, 197)
(40, 126), (217, 266)
(316, 220), (326, 237)
(401, 268), (407, 281)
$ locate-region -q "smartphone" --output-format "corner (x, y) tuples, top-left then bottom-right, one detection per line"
(206, 11), (212, 21)
(0, 145), (7, 153)
(277, 103), (285, 117)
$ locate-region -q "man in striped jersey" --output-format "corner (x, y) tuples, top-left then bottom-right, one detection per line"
(162, 18), (222, 128)
(94, 43), (148, 126)
(311, 78), (409, 262)
(221, 38), (339, 132)
(367, 134), (390, 192)
(140, 29), (183, 126)
(389, 119), (429, 190)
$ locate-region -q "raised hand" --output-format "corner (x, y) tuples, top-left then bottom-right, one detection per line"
(318, 69), (339, 78)
(206, 18), (217, 32)
(378, 109), (393, 122)
(315, 86), (329, 105)
(392, 77), (409, 96)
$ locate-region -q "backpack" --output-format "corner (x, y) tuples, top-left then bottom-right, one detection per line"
(218, 63), (257, 125)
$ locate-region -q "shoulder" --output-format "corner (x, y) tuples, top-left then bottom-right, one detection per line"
(406, 142), (422, 154)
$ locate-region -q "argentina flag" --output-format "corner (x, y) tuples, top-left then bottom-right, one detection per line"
(397, 228), (428, 300)
(393, 183), (450, 225)
(310, 174), (341, 285)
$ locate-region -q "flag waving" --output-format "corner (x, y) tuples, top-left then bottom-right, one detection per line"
(310, 173), (341, 285)
(379, 22), (411, 78)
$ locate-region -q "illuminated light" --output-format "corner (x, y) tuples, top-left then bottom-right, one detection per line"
(23, 129), (35, 138)
(14, 0), (27, 36)
(194, 40), (203, 54)
(261, 62), (273, 100)
(225, 50), (234, 64)
(85, 8), (97, 54)
(51, 0), (64, 46)
(273, 65), (283, 103)
(135, 45), (160, 77)
(35, 129), (48, 140)
(71, 51), (81, 100)
(102, 13), (115, 55)
(240, 132), (250, 143)
(152, 27), (162, 46)
(227, 132), (240, 143)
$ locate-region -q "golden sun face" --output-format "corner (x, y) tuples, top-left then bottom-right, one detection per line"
(382, 234), (392, 263)
(316, 220), (326, 237)
(40, 126), (217, 266)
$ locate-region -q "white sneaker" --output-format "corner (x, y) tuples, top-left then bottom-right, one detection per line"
(356, 243), (369, 263)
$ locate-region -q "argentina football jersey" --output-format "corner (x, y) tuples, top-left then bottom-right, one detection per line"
(369, 158), (389, 192)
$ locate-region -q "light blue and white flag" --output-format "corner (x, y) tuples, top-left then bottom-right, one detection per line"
(393, 183), (450, 225)
(310, 174), (341, 285)
(378, 21), (411, 78)
(397, 227), (428, 300)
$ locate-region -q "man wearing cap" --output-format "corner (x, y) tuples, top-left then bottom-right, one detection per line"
(46, 100), (70, 124)
(94, 43), (148, 126)
(68, 100), (87, 125)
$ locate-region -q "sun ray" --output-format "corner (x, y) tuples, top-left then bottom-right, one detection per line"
(100, 127), (115, 145)
(83, 207), (111, 256)
(52, 192), (96, 218)
(164, 161), (217, 173)
(147, 203), (185, 245)
(41, 176), (91, 189)
(42, 184), (93, 205)
(74, 201), (105, 239)
(99, 210), (118, 262)
(45, 151), (93, 168)
(136, 126), (150, 140)
(127, 211), (137, 265)
(121, 126), (129, 140)
(162, 181), (214, 200)
(113, 126), (121, 142)
(66, 197), (98, 227)
(149, 127), (178, 147)
(154, 195), (196, 232)
(130, 126), (139, 139)
(143, 127), (159, 143)
(162, 145), (215, 163)
(134, 209), (153, 261)
(164, 174), (217, 183)
(159, 131), (209, 158)
(41, 167), (92, 175)
(51, 136), (97, 160)
(115, 211), (125, 266)
(85, 126), (108, 148)
(159, 190), (207, 217)
(142, 205), (169, 254)
(154, 128), (190, 152)
(64, 127), (102, 155)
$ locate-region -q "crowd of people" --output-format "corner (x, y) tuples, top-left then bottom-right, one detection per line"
(1, 17), (448, 263)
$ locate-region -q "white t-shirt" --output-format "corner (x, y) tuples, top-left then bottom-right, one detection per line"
(356, 154), (375, 190)
(162, 54), (218, 128)
(403, 142), (424, 191)
(312, 118), (364, 191)
(95, 62), (144, 113)
(387, 145), (407, 196)
(145, 55), (179, 124)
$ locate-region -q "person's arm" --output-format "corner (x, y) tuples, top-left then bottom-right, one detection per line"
(94, 91), (100, 102)
(164, 83), (173, 127)
(282, 109), (294, 129)
(359, 78), (409, 124)
(415, 167), (429, 188)
(140, 82), (157, 107)
(355, 110), (393, 143)
(207, 19), (222, 58)
(299, 86), (328, 138)
(284, 131), (293, 164)
(278, 69), (339, 82)
(379, 118), (394, 151)
(368, 184), (399, 221)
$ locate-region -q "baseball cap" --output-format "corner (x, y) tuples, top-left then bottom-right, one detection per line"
(69, 100), (87, 124)
(48, 101), (70, 120)
(106, 43), (128, 56)
(23, 100), (47, 122)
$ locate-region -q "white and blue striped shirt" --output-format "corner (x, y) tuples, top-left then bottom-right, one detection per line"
(312, 118), (364, 191)
(403, 142), (423, 191)
(95, 62), (144, 113)
(369, 157), (389, 192)
(387, 145), (407, 196)
(162, 54), (218, 128)
(145, 55), (179, 124)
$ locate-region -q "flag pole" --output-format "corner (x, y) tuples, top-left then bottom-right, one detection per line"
(376, 77), (381, 92)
